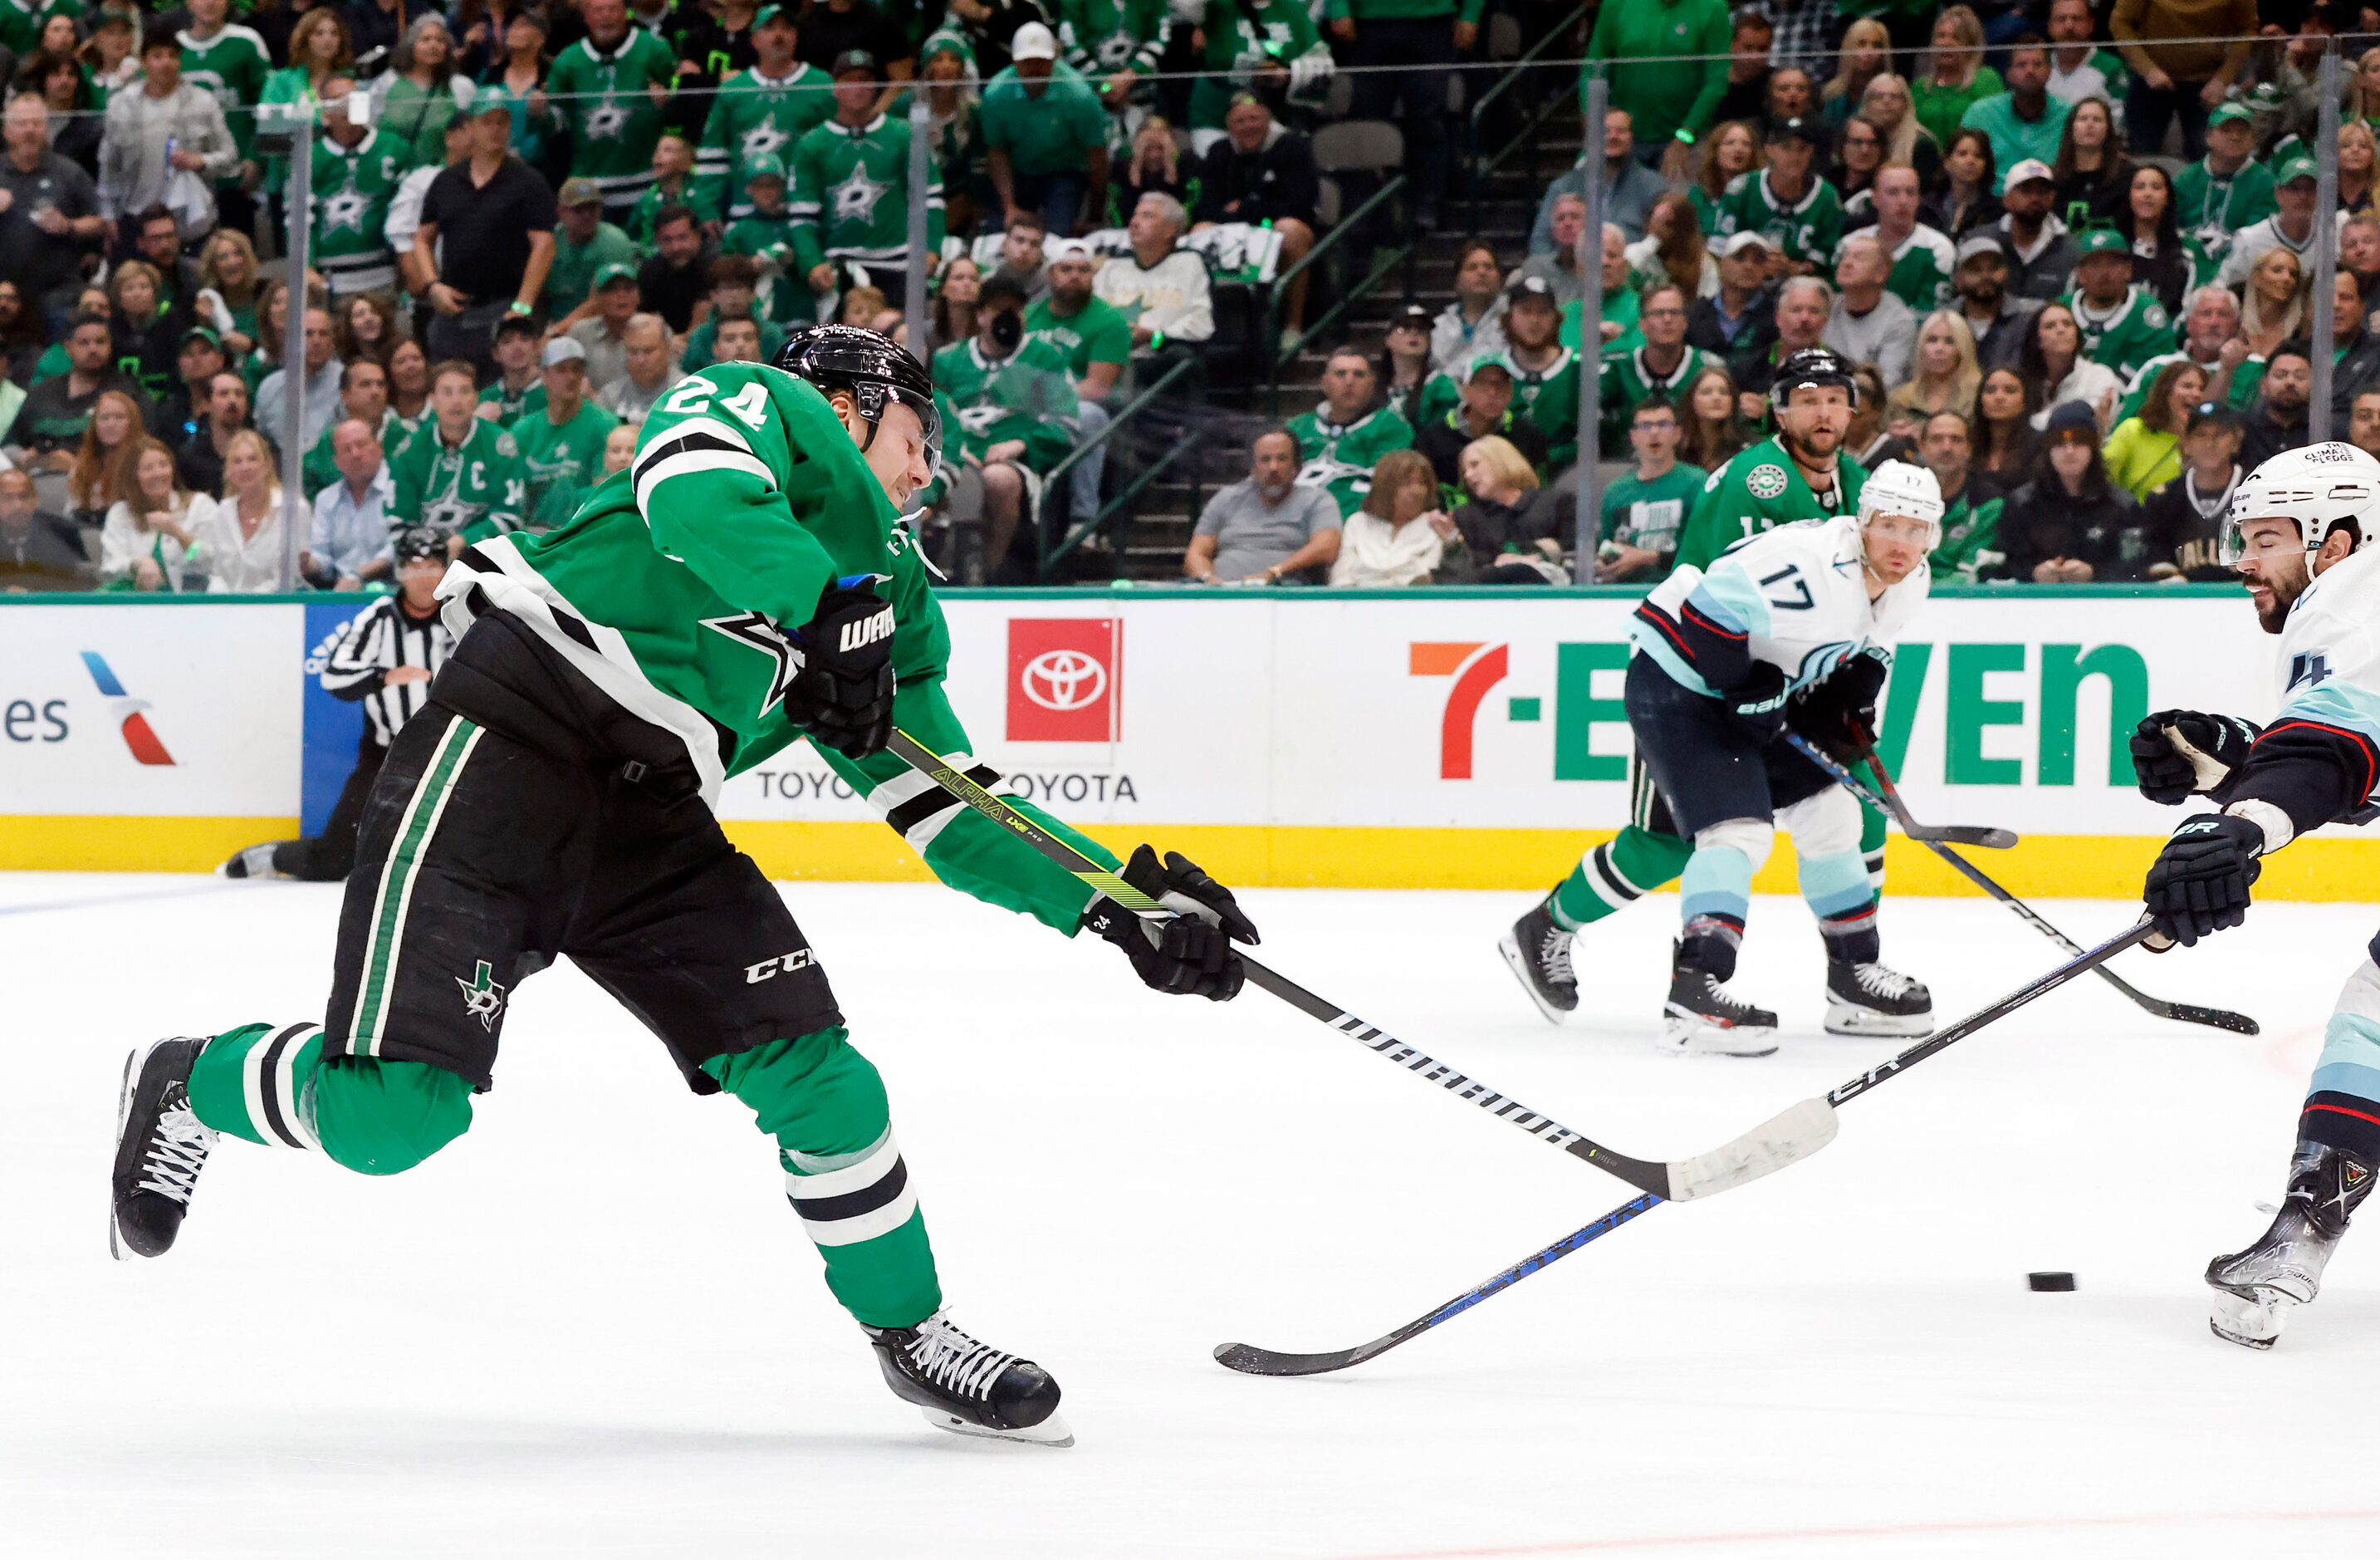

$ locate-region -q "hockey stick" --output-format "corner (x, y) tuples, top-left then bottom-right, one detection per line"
(1785, 734), (2259, 1036)
(1214, 916), (2162, 1376)
(881, 727), (1835, 1203)
(1829, 731), (2018, 850)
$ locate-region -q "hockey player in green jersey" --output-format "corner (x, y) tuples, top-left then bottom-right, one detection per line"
(510, 337), (621, 532)
(307, 80), (414, 297)
(546, 0), (680, 218)
(695, 3), (835, 221)
(1712, 117), (1841, 276)
(110, 326), (1260, 1448)
(1503, 350), (1894, 1022)
(1288, 348), (1414, 518)
(789, 51), (945, 310)
(391, 360), (527, 541)
(2063, 227), (2176, 382)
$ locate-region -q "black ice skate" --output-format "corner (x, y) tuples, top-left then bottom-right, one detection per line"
(1823, 959), (1935, 1038)
(864, 1310), (1073, 1446)
(1658, 946), (1778, 1057)
(220, 845), (289, 880)
(2206, 1144), (2374, 1350)
(110, 1038), (218, 1260)
(1498, 899), (1578, 1023)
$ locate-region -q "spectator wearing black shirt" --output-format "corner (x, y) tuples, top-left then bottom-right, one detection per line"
(177, 370), (273, 498)
(0, 94), (105, 324)
(342, 0), (409, 71)
(151, 325), (228, 444)
(2240, 345), (2312, 475)
(413, 92), (558, 376)
(2139, 401), (2246, 581)
(1707, 11), (1774, 132)
(638, 203), (715, 336)
(800, 0), (915, 115)
(1996, 401), (2139, 583)
(1193, 94), (1317, 338)
(1414, 358), (1549, 492)
(132, 208), (208, 316)
(107, 259), (195, 405)
(9, 313), (149, 480)
(0, 465), (91, 591)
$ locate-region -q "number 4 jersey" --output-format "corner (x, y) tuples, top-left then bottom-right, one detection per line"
(2225, 537), (2380, 834)
(1632, 513), (1928, 701)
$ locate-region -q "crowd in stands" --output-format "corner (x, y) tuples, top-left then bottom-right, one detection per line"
(0, 0), (2363, 595)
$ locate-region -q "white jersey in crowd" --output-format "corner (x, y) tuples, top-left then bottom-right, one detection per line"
(2272, 539), (2380, 772)
(317, 593), (457, 748)
(1634, 513), (1930, 696)
(1092, 248), (1216, 343)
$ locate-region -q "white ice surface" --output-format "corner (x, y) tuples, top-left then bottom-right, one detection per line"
(7, 872), (2380, 1558)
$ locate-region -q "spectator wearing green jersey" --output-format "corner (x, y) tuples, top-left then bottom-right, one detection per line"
(1916, 408), (2005, 583)
(683, 255), (791, 369)
(1959, 38), (2070, 192)
(1582, 0), (1732, 183)
(1055, 0), (1173, 119)
(1714, 116), (1840, 277)
(546, 177), (642, 320)
(477, 314), (545, 428)
(718, 155), (808, 324)
(512, 336), (619, 532)
(631, 133), (719, 246)
(389, 357), (524, 543)
(1192, 0), (1332, 153)
(1326, 0), (1478, 222)
(177, 0), (272, 237)
(980, 22), (1108, 238)
(1596, 397), (1700, 581)
(1290, 348), (1415, 520)
(2045, 0), (2130, 110)
(933, 270), (1080, 577)
(2063, 226), (2173, 384)
(308, 77), (415, 298)
(2171, 103), (2274, 283)
(1025, 239), (1131, 528)
(1912, 8), (2001, 153)
(546, 0), (678, 220)
(300, 357), (393, 497)
(694, 4), (835, 223)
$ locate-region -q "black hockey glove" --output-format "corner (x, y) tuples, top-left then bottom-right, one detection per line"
(2129, 710), (2261, 806)
(1721, 664), (1791, 747)
(788, 582), (898, 758)
(2142, 812), (2264, 947)
(1083, 844), (1261, 1001)
(1788, 648), (1888, 758)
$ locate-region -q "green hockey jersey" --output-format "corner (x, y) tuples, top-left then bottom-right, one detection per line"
(513, 398), (622, 532)
(1055, 0), (1174, 77)
(788, 114), (944, 271)
(1598, 463), (1706, 568)
(1713, 169), (1844, 272)
(1672, 434), (1868, 572)
(1881, 223), (1957, 312)
(438, 359), (1119, 931)
(1596, 345), (1719, 458)
(1507, 347), (1582, 471)
(2172, 157), (2276, 272)
(1930, 483), (2004, 584)
(931, 337), (1079, 476)
(477, 378), (543, 429)
(2064, 285), (2175, 381)
(546, 28), (679, 204)
(1191, 0), (1331, 131)
(391, 417), (526, 541)
(629, 175), (722, 243)
(722, 208), (813, 322)
(695, 64), (837, 219)
(0, 0), (79, 57)
(310, 129), (414, 295)
(179, 23), (272, 167)
(1286, 404), (1414, 518)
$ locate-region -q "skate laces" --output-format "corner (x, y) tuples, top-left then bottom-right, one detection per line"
(1850, 963), (1918, 999)
(136, 1090), (215, 1205)
(904, 1312), (1016, 1403)
(1535, 925), (1575, 985)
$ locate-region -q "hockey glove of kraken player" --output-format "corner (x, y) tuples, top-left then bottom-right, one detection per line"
(789, 582), (898, 758)
(2129, 710), (2261, 805)
(2143, 812), (2264, 946)
(1722, 664), (1792, 747)
(1788, 647), (1888, 759)
(1084, 844), (1261, 1001)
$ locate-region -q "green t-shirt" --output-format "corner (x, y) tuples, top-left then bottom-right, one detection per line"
(1912, 66), (2002, 153)
(1931, 483), (2005, 583)
(1598, 462), (1706, 569)
(550, 221), (642, 315)
(512, 397), (622, 532)
(1580, 0), (1731, 148)
(977, 63), (1109, 179)
(1024, 293), (1133, 385)
(1958, 91), (2073, 191)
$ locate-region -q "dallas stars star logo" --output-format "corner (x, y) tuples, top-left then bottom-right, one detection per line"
(420, 495), (481, 532)
(321, 188), (370, 233)
(457, 959), (507, 1031)
(830, 162), (890, 226)
(585, 100), (631, 141)
(703, 611), (805, 720)
(740, 123), (790, 163)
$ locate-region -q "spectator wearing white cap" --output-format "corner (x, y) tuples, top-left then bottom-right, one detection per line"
(979, 22), (1109, 238)
(1991, 158), (2077, 303)
(1687, 231), (1779, 365)
(1026, 238), (1130, 532)
(511, 336), (620, 532)
(1952, 231), (2043, 374)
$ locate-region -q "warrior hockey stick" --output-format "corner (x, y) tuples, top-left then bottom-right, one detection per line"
(1214, 916), (2161, 1376)
(1824, 729), (2018, 851)
(1786, 734), (2259, 1036)
(882, 727), (1835, 1203)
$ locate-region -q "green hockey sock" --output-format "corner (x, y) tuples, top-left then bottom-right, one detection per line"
(187, 1023), (473, 1174)
(706, 1028), (943, 1330)
(1853, 763), (1888, 889)
(1550, 825), (1692, 930)
(188, 1021), (326, 1151)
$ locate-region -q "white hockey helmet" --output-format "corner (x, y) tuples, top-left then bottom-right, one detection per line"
(1857, 459), (1945, 550)
(2221, 442), (2380, 564)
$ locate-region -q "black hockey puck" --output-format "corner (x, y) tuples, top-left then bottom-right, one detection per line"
(2027, 1272), (2076, 1293)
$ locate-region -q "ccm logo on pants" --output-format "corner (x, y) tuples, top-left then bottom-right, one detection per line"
(746, 949), (818, 984)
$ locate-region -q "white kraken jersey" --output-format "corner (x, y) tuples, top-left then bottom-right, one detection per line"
(2274, 542), (2380, 768)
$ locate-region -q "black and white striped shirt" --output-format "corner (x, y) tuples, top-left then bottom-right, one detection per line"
(319, 594), (456, 749)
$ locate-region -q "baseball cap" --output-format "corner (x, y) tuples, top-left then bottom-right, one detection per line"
(541, 336), (587, 368)
(473, 83), (517, 119)
(744, 151), (788, 184)
(1717, 230), (1772, 258)
(595, 261), (639, 291)
(1505, 274), (1560, 309)
(1765, 115), (1819, 145)
(557, 176), (603, 208)
(1392, 302), (1433, 333)
(832, 48), (877, 77)
(1955, 233), (2005, 266)
(2277, 151), (2320, 185)
(495, 312), (543, 341)
(179, 323), (223, 349)
(753, 2), (794, 28)
(2075, 227), (2132, 258)
(1010, 21), (1059, 61)
(2003, 158), (2054, 189)
(1466, 351), (1514, 381)
(2207, 101), (2254, 130)
(1045, 238), (1095, 262)
(2187, 400), (2246, 435)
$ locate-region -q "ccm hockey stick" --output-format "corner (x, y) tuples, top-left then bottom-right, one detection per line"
(1215, 916), (2162, 1376)
(1787, 734), (2258, 1036)
(883, 728), (1834, 1203)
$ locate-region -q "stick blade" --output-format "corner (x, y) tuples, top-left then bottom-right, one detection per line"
(1663, 1096), (1840, 1201)
(1213, 1339), (1381, 1377)
(1922, 825), (2020, 850)
(2158, 1002), (2260, 1035)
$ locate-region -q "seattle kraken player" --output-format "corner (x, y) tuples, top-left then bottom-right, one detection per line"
(2132, 442), (2380, 1348)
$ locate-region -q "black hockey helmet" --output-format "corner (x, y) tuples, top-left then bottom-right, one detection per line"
(393, 525), (447, 563)
(776, 323), (941, 464)
(1769, 346), (1858, 413)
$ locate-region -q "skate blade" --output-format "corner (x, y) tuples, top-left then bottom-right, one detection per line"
(1657, 1009), (1778, 1058)
(2209, 1287), (2295, 1350)
(1823, 1003), (1935, 1038)
(919, 1405), (1075, 1448)
(109, 1042), (152, 1263)
(1496, 931), (1572, 1026)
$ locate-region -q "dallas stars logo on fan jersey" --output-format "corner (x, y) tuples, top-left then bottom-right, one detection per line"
(1287, 405), (1414, 518)
(1057, 0), (1174, 76)
(831, 163), (891, 226)
(311, 130), (413, 293)
(788, 115), (944, 271)
(697, 64), (836, 218)
(547, 29), (678, 194)
(2064, 284), (2175, 380)
(1715, 169), (1844, 270)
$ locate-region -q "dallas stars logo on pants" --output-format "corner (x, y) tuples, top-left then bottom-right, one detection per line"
(458, 959), (507, 1031)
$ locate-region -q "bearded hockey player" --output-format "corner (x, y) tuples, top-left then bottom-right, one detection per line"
(109, 326), (1260, 1447)
(2129, 442), (2380, 1349)
(1516, 459), (1941, 1054)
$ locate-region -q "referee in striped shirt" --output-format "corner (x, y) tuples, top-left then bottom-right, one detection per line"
(225, 529), (457, 882)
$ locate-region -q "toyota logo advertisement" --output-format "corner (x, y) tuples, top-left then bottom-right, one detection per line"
(1007, 619), (1121, 742)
